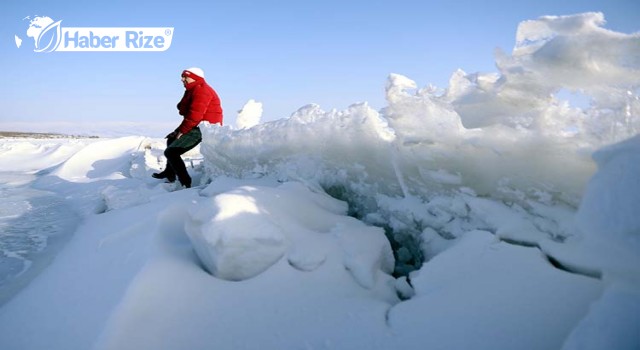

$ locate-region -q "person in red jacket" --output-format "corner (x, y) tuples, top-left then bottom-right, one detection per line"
(152, 67), (223, 188)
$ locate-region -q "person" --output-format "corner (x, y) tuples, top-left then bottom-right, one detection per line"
(152, 67), (223, 188)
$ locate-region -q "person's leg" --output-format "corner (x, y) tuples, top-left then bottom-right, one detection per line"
(163, 127), (202, 188)
(152, 134), (178, 181)
(164, 147), (191, 187)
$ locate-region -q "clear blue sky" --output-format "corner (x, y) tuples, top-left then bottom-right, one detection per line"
(0, 0), (638, 129)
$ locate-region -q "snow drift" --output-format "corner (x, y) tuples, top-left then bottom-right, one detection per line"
(560, 135), (640, 350)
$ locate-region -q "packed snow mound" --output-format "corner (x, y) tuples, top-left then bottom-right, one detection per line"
(185, 181), (394, 284)
(558, 135), (640, 350)
(390, 231), (602, 350)
(576, 135), (640, 241)
(562, 284), (640, 350)
(185, 186), (288, 280)
(53, 136), (148, 182)
(542, 134), (640, 283)
(0, 139), (92, 172)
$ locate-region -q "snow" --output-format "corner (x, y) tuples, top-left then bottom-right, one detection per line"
(576, 135), (640, 241)
(0, 121), (178, 138)
(185, 181), (394, 285)
(389, 231), (602, 350)
(562, 283), (640, 350)
(0, 138), (91, 172)
(52, 136), (147, 182)
(0, 12), (639, 350)
(556, 135), (640, 350)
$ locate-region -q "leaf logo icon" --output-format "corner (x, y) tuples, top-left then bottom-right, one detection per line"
(35, 20), (62, 53)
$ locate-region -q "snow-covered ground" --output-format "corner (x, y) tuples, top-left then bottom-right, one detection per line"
(0, 12), (638, 350)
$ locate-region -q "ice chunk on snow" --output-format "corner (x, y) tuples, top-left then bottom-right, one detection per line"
(385, 73), (417, 104)
(236, 99), (263, 129)
(334, 223), (394, 289)
(512, 12), (640, 88)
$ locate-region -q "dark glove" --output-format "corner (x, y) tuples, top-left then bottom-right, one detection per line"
(165, 131), (178, 139)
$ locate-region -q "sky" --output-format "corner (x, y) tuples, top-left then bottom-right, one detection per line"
(0, 0), (638, 130)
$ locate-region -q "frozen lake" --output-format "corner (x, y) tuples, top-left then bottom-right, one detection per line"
(0, 172), (78, 306)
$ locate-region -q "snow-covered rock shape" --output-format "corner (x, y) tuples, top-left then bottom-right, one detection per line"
(185, 181), (395, 285)
(185, 187), (287, 280)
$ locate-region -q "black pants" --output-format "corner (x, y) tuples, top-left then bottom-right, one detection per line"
(163, 127), (202, 187)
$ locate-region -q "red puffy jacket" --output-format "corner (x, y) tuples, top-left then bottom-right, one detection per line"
(176, 79), (223, 134)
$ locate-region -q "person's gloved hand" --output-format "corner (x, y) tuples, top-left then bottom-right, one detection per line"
(165, 131), (178, 139)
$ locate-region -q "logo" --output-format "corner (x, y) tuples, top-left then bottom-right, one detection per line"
(15, 15), (174, 52)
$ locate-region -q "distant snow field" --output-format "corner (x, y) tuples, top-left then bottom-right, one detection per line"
(0, 12), (639, 350)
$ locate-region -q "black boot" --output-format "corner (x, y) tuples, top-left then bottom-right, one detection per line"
(152, 170), (176, 182)
(177, 171), (192, 188)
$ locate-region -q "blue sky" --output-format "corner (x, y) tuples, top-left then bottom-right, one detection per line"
(0, 0), (638, 130)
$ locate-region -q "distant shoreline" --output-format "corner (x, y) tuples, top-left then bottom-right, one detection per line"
(0, 131), (99, 139)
